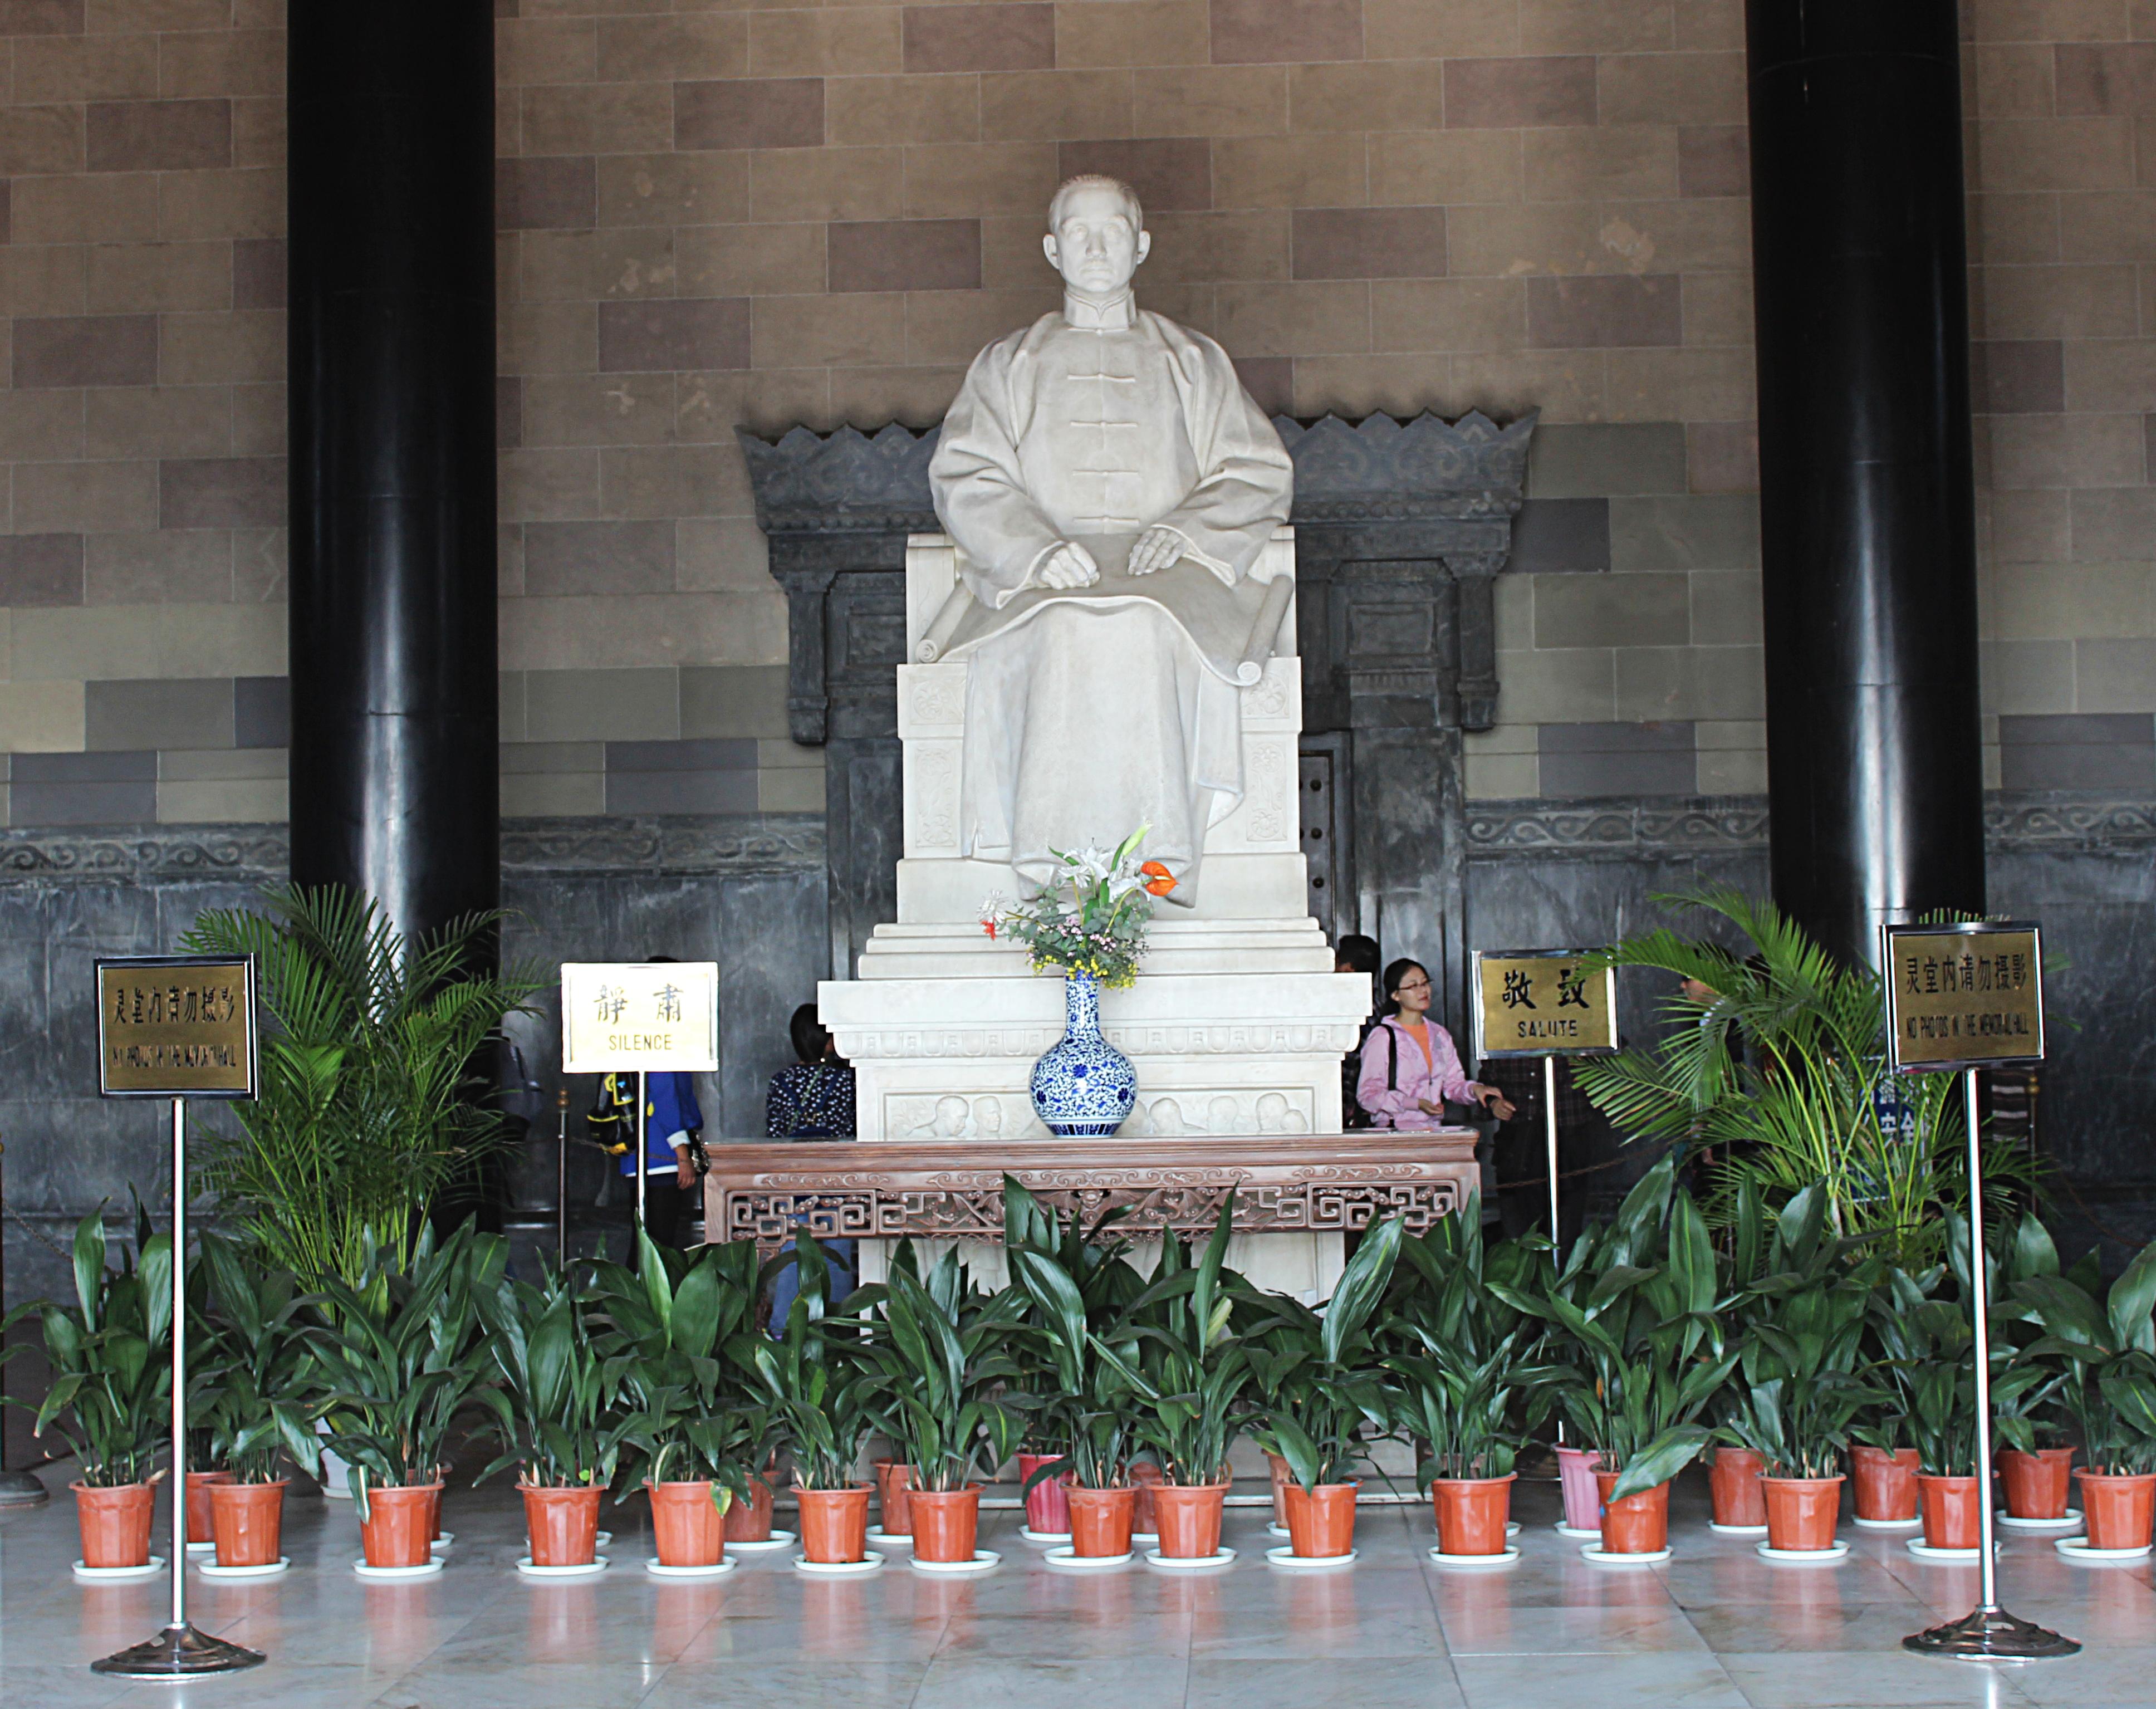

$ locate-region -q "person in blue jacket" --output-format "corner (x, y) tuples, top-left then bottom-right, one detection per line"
(590, 1066), (704, 1248)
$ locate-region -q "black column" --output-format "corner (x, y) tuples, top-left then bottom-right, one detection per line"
(1746, 1), (1986, 968)
(287, 3), (498, 941)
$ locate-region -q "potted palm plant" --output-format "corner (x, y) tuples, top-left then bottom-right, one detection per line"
(306, 1223), (504, 1573)
(32, 1209), (172, 1575)
(863, 1250), (1025, 1569)
(733, 1231), (888, 1569)
(1848, 1262), (1933, 1528)
(2011, 1233), (2156, 1555)
(477, 1258), (628, 1574)
(193, 1233), (316, 1574)
(1243, 1216), (1403, 1561)
(1384, 1202), (1557, 1559)
(1110, 1200), (1250, 1564)
(591, 1232), (761, 1574)
(1495, 1159), (1733, 1560)
(1004, 1181), (1152, 1561)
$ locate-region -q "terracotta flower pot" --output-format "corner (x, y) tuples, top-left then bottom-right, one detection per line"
(1129, 1459), (1163, 1535)
(1850, 1445), (1920, 1522)
(358, 1481), (442, 1569)
(1066, 1483), (1138, 1558)
(2076, 1469), (2156, 1551)
(1708, 1447), (1767, 1528)
(2000, 1447), (2075, 1521)
(872, 1459), (914, 1536)
(1017, 1452), (1072, 1535)
(648, 1480), (726, 1569)
(724, 1469), (776, 1542)
(1282, 1479), (1359, 1559)
(427, 1466), (447, 1542)
(1595, 1469), (1670, 1554)
(1555, 1444), (1603, 1530)
(796, 1483), (873, 1564)
(1761, 1474), (1844, 1553)
(208, 1479), (287, 1568)
(520, 1482), (603, 1568)
(1152, 1481), (1229, 1559)
(185, 1469), (234, 1546)
(1265, 1451), (1292, 1527)
(909, 1483), (982, 1564)
(1430, 1473), (1515, 1556)
(1915, 1472), (1981, 1550)
(72, 1481), (156, 1569)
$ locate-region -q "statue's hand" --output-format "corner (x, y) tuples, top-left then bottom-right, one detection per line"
(1036, 541), (1100, 589)
(1127, 526), (1183, 576)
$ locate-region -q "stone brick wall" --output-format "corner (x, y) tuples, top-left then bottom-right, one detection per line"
(0, 0), (2146, 827)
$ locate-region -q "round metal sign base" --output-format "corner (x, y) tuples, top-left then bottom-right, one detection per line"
(1903, 1607), (2080, 1661)
(92, 1623), (266, 1678)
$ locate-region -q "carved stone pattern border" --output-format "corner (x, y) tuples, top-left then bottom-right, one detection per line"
(1467, 794), (2156, 856)
(0, 813), (826, 884)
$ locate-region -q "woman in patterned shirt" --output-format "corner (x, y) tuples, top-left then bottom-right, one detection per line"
(763, 1004), (856, 1322)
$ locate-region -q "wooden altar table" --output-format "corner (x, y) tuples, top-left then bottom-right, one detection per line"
(700, 1131), (1481, 1255)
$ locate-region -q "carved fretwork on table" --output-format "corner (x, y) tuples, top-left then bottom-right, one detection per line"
(703, 1133), (1480, 1256)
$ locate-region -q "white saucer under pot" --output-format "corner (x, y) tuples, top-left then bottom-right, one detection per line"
(646, 1557), (736, 1578)
(1707, 1522), (1770, 1537)
(1904, 1540), (1998, 1562)
(1144, 1547), (1236, 1569)
(2055, 1537), (2152, 1563)
(1265, 1545), (1356, 1569)
(1018, 1528), (1071, 1546)
(1429, 1546), (1520, 1566)
(1997, 1509), (2082, 1532)
(353, 1557), (444, 1581)
(724, 1531), (797, 1553)
(198, 1557), (290, 1580)
(1554, 1522), (1602, 1540)
(1266, 1522), (1290, 1539)
(792, 1551), (884, 1576)
(1580, 1545), (1670, 1566)
(516, 1555), (608, 1579)
(1755, 1540), (1850, 1563)
(1044, 1546), (1131, 1568)
(912, 1550), (1001, 1575)
(74, 1557), (165, 1583)
(1851, 1515), (1922, 1531)
(865, 1527), (913, 1548)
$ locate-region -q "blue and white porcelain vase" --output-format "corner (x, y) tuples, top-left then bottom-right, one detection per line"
(1029, 971), (1138, 1137)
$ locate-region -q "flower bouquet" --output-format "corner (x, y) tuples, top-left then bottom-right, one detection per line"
(983, 829), (1176, 990)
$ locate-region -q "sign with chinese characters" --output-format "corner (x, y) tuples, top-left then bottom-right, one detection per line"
(1470, 949), (1618, 1058)
(561, 962), (719, 1074)
(1883, 923), (2044, 1073)
(96, 954), (257, 1099)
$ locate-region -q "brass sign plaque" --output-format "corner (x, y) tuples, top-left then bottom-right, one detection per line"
(1883, 923), (2044, 1073)
(561, 962), (719, 1074)
(1471, 949), (1618, 1058)
(96, 955), (257, 1099)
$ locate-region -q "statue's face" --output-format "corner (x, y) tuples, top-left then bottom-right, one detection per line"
(1044, 184), (1150, 297)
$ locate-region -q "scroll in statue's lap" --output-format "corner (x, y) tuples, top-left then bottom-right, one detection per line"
(961, 600), (1243, 894)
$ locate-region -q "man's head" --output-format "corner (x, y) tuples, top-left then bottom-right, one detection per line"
(1045, 175), (1149, 299)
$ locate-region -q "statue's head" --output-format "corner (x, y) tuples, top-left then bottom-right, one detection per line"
(1044, 175), (1149, 298)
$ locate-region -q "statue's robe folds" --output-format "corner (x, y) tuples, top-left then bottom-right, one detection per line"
(927, 291), (1293, 894)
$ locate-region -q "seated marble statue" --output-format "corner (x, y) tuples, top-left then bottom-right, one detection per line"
(926, 174), (1295, 902)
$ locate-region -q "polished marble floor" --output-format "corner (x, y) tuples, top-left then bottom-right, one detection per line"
(1, 1464), (2149, 1709)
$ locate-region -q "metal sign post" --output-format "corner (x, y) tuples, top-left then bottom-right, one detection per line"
(90, 954), (263, 1680)
(560, 963), (718, 1247)
(1886, 922), (2077, 1663)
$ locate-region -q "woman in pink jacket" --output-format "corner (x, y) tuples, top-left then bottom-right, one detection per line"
(1356, 959), (1516, 1131)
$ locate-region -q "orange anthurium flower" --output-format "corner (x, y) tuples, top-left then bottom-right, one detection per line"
(1140, 860), (1177, 896)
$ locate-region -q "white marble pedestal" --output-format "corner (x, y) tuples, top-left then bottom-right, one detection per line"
(817, 530), (1373, 1298)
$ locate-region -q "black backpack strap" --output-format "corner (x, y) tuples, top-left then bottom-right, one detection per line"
(1386, 1023), (1398, 1091)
